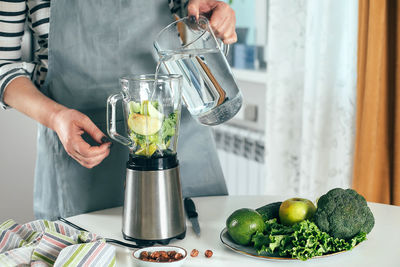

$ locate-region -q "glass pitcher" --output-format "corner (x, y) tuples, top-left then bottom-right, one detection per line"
(154, 16), (242, 126)
(107, 74), (182, 157)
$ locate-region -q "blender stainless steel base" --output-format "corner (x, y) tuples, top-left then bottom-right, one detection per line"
(122, 158), (186, 245)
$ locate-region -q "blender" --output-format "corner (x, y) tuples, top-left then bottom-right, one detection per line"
(107, 74), (185, 245)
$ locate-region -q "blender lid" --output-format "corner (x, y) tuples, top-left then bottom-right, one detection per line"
(127, 152), (179, 171)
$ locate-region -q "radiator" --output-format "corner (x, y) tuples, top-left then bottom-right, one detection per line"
(212, 125), (265, 195)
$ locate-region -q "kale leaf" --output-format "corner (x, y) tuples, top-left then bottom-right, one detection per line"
(252, 219), (366, 261)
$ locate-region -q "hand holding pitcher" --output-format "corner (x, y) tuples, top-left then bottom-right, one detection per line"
(187, 0), (237, 44)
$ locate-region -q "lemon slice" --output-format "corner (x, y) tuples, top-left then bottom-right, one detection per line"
(128, 113), (162, 136)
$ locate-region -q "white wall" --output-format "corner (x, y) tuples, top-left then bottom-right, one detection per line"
(0, 109), (36, 223)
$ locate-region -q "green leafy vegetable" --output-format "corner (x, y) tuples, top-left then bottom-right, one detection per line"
(252, 219), (366, 261)
(128, 101), (141, 114)
(161, 112), (177, 142)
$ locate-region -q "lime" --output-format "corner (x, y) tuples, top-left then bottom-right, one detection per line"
(226, 208), (265, 246)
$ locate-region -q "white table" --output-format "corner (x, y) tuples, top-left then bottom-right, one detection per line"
(67, 196), (400, 267)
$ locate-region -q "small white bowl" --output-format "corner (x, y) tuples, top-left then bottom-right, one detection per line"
(132, 246), (187, 267)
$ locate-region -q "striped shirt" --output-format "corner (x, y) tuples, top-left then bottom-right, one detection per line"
(0, 0), (187, 109)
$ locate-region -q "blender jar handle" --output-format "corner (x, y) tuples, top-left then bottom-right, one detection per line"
(107, 93), (132, 146)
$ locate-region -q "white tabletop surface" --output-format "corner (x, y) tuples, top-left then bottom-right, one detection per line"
(67, 195), (400, 267)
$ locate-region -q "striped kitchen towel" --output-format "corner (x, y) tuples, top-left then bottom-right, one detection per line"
(0, 219), (115, 267)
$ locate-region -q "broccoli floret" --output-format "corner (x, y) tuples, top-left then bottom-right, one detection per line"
(314, 188), (375, 240)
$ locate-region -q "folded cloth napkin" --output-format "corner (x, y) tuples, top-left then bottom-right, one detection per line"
(0, 219), (115, 267)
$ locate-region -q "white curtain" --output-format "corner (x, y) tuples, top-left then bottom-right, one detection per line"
(265, 0), (359, 200)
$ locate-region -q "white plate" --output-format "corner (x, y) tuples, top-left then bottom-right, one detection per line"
(220, 228), (352, 261)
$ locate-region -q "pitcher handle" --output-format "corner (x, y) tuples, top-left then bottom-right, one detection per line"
(107, 93), (132, 146)
(220, 42), (230, 57)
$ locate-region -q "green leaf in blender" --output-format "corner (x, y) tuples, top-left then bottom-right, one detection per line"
(128, 101), (141, 114)
(151, 101), (159, 110)
(161, 111), (177, 142)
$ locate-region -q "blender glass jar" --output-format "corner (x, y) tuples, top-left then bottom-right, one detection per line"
(107, 74), (183, 157)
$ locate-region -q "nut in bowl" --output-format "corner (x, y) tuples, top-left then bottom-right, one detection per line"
(133, 246), (187, 267)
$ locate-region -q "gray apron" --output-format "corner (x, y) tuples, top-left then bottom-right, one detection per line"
(34, 0), (227, 220)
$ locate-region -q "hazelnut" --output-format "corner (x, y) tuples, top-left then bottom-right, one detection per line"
(190, 249), (199, 257)
(167, 251), (177, 257)
(139, 251), (149, 259)
(174, 252), (183, 260)
(205, 249), (213, 258)
(150, 251), (161, 259)
(138, 249), (185, 262)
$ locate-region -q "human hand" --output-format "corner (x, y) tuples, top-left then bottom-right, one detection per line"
(52, 109), (111, 168)
(188, 0), (237, 44)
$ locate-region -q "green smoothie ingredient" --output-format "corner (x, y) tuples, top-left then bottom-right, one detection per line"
(225, 188), (374, 261)
(314, 188), (375, 240)
(128, 100), (177, 156)
(252, 219), (366, 261)
(256, 202), (282, 222)
(279, 198), (316, 226)
(226, 208), (265, 246)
